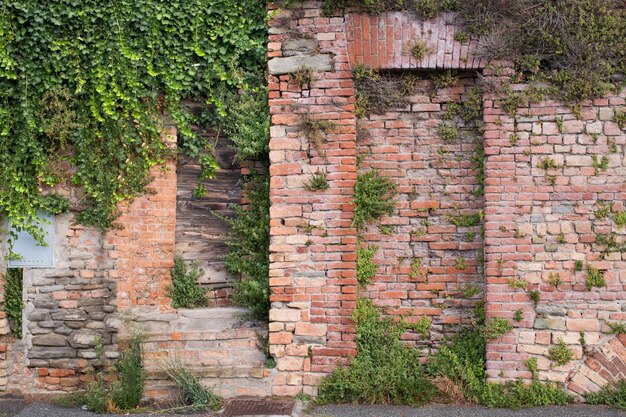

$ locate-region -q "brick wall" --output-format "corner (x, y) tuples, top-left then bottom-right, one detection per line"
(483, 66), (626, 394)
(357, 72), (484, 348)
(268, 1), (626, 398)
(267, 1), (358, 396)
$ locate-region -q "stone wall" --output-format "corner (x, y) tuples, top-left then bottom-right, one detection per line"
(0, 125), (273, 398)
(483, 67), (626, 394)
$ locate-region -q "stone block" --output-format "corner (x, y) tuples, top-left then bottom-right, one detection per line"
(268, 54), (333, 75)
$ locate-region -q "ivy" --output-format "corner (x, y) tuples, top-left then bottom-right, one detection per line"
(0, 0), (267, 245)
(3, 268), (22, 338)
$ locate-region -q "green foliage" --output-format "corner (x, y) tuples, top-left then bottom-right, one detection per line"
(447, 211), (482, 228)
(548, 339), (573, 366)
(513, 309), (524, 322)
(575, 260), (584, 271)
(83, 378), (108, 413)
(405, 316), (432, 337)
(353, 64), (379, 82)
(508, 278), (527, 290)
(480, 318), (513, 340)
(169, 257), (208, 309)
(592, 155), (609, 175)
(357, 245), (378, 285)
(111, 340), (145, 410)
(615, 212), (626, 227)
(614, 109), (626, 130)
(305, 171), (329, 191)
(0, 0), (268, 244)
(528, 290), (540, 305)
(607, 322), (626, 334)
(585, 264), (606, 290)
(433, 71), (459, 89)
(3, 268), (22, 338)
(524, 357), (538, 380)
(586, 381), (626, 409)
(318, 299), (437, 405)
(222, 174), (270, 321)
(410, 39), (429, 60)
(221, 90), (270, 162)
(353, 170), (397, 231)
(437, 123), (459, 141)
(76, 331), (145, 412)
(162, 357), (222, 411)
(427, 323), (571, 408)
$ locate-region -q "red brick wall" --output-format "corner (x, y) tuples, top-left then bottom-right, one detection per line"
(267, 2), (358, 396)
(268, 1), (626, 398)
(357, 72), (484, 348)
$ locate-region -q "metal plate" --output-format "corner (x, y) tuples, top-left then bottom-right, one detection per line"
(221, 399), (294, 417)
(8, 213), (55, 268)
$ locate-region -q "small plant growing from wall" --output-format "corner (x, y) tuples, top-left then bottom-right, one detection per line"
(591, 155), (609, 176)
(437, 123), (460, 142)
(300, 113), (338, 157)
(169, 257), (208, 309)
(447, 210), (482, 228)
(574, 260), (584, 271)
(304, 171), (329, 191)
(547, 273), (562, 287)
(352, 170), (397, 230)
(528, 290), (540, 306)
(548, 339), (573, 366)
(293, 67), (313, 88)
(585, 264), (606, 290)
(357, 245), (378, 285)
(432, 70), (459, 89)
(480, 318), (513, 340)
(525, 357), (539, 379)
(3, 269), (23, 338)
(614, 211), (626, 227)
(614, 109), (626, 130)
(514, 309), (524, 322)
(408, 38), (430, 61)
(607, 322), (626, 335)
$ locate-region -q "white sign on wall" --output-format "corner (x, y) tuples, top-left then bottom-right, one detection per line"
(8, 213), (55, 268)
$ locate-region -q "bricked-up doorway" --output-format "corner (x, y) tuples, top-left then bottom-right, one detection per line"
(175, 133), (242, 305)
(356, 70), (485, 346)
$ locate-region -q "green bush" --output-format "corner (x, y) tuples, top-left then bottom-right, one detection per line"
(356, 245), (378, 285)
(352, 170), (396, 231)
(111, 340), (145, 410)
(318, 299), (437, 405)
(223, 174), (270, 321)
(3, 268), (23, 338)
(169, 258), (208, 309)
(222, 90), (270, 162)
(586, 381), (626, 409)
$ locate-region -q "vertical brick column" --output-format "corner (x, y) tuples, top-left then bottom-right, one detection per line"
(267, 1), (358, 396)
(111, 125), (178, 310)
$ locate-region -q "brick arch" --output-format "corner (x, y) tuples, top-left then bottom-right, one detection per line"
(567, 334), (626, 395)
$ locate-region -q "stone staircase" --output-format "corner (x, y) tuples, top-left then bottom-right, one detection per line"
(129, 307), (274, 400)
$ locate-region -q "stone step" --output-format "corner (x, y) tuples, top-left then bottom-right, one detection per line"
(131, 307), (273, 400)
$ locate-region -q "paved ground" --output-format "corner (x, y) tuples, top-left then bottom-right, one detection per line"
(1, 400), (625, 417)
(310, 404), (626, 417)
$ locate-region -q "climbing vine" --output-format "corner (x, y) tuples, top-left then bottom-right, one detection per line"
(0, 0), (267, 245)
